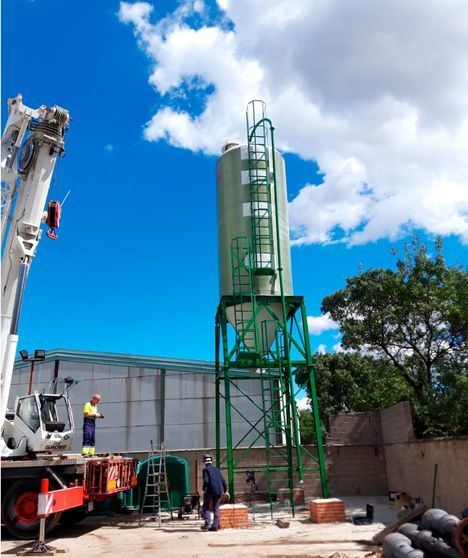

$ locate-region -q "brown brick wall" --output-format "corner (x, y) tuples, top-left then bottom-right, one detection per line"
(125, 402), (468, 515)
(328, 445), (388, 495)
(330, 411), (382, 446)
(380, 401), (414, 444)
(384, 437), (468, 516)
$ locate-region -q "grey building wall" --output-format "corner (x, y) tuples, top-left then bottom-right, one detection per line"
(10, 350), (266, 453)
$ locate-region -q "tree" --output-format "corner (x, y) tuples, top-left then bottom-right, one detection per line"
(320, 237), (468, 436)
(296, 352), (412, 437)
(298, 409), (315, 444)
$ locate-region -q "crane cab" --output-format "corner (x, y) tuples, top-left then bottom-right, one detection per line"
(2, 391), (74, 457)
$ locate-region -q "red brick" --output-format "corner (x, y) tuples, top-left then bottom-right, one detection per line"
(309, 498), (345, 523)
(219, 504), (248, 530)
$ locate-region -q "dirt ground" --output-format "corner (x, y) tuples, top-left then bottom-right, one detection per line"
(1, 497), (395, 557)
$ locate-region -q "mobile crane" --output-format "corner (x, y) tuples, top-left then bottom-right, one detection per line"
(1, 95), (137, 539)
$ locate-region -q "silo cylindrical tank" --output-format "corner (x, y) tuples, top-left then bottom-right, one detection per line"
(216, 141), (293, 349)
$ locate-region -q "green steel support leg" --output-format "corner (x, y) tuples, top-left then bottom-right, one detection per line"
(220, 310), (235, 499)
(281, 365), (296, 517)
(215, 320), (221, 467)
(224, 376), (235, 499)
(288, 364), (304, 481)
(301, 303), (328, 498)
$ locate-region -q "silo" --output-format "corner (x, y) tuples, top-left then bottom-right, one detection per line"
(217, 103), (292, 353)
(216, 141), (293, 351)
(216, 143), (293, 297)
(214, 101), (328, 510)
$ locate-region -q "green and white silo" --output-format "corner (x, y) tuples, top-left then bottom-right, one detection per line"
(214, 101), (328, 514)
(216, 140), (293, 350)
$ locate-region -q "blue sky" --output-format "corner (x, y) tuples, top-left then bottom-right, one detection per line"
(2, 0), (467, 362)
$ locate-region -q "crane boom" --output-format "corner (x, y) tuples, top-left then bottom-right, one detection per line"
(1, 94), (69, 431)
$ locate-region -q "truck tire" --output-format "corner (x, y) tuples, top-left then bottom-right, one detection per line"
(1, 479), (62, 539)
(60, 506), (87, 527)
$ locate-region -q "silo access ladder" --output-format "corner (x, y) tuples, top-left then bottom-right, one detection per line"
(247, 100), (275, 276)
(230, 236), (259, 360)
(139, 441), (171, 527)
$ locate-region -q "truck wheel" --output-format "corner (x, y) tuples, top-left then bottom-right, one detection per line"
(1, 480), (61, 539)
(60, 506), (87, 527)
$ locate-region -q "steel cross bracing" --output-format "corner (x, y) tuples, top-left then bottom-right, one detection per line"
(215, 295), (328, 517)
(215, 101), (328, 519)
(230, 236), (258, 356)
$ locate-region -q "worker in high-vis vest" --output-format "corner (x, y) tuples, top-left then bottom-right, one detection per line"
(82, 394), (104, 456)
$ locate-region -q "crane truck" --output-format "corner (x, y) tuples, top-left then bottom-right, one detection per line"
(1, 95), (138, 539)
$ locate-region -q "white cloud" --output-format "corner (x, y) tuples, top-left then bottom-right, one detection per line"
(332, 342), (345, 353)
(307, 313), (339, 335)
(317, 343), (328, 355)
(119, 0), (468, 245)
(296, 397), (310, 411)
(104, 144), (115, 152)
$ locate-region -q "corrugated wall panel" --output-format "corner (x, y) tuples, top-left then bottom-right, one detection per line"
(10, 357), (266, 453)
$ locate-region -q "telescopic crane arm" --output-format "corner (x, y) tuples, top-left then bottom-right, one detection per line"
(1, 94), (69, 429)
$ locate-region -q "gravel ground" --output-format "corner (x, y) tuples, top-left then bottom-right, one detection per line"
(1, 497), (394, 557)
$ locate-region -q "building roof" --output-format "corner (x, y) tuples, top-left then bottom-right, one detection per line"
(14, 348), (216, 374)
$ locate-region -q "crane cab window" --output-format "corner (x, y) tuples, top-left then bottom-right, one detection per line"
(17, 396), (40, 432)
(40, 396), (69, 432)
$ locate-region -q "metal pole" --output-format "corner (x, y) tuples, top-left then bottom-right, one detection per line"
(301, 302), (328, 497)
(220, 308), (235, 499)
(159, 369), (166, 446)
(38, 517), (46, 545)
(215, 319), (221, 467)
(431, 463), (438, 507)
(268, 123), (304, 486)
(28, 360), (35, 395)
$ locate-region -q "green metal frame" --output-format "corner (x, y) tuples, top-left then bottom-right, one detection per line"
(215, 101), (328, 516)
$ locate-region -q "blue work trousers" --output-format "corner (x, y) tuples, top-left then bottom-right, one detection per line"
(82, 418), (96, 447)
(202, 492), (221, 528)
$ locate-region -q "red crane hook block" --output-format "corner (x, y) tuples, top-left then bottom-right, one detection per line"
(46, 200), (61, 240)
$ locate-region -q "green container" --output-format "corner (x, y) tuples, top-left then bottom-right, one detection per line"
(122, 455), (190, 512)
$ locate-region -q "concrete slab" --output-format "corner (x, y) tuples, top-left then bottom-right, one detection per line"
(1, 496), (394, 558)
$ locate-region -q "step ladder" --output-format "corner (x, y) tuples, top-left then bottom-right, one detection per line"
(139, 441), (171, 527)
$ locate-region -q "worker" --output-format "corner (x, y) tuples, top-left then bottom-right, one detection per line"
(82, 394), (104, 457)
(201, 454), (228, 532)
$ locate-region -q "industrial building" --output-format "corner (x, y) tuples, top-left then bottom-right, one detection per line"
(11, 348), (267, 453)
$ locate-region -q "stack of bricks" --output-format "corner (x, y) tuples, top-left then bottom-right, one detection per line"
(219, 504), (248, 529)
(309, 498), (346, 523)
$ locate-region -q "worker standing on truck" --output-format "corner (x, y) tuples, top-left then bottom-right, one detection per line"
(201, 454), (228, 531)
(82, 394), (103, 456)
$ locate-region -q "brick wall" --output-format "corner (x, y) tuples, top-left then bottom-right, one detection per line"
(127, 446), (322, 500)
(381, 401), (414, 444)
(330, 411), (382, 445)
(329, 403), (468, 515)
(384, 437), (468, 516)
(328, 410), (388, 496)
(126, 402), (468, 515)
(328, 445), (388, 495)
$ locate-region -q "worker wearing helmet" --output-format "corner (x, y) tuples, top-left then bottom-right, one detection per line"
(201, 454), (228, 531)
(81, 394), (103, 456)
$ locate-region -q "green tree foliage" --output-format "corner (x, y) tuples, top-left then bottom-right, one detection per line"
(298, 409), (315, 445)
(297, 352), (411, 438)
(317, 237), (467, 436)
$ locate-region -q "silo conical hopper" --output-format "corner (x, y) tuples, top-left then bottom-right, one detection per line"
(216, 140), (293, 352)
